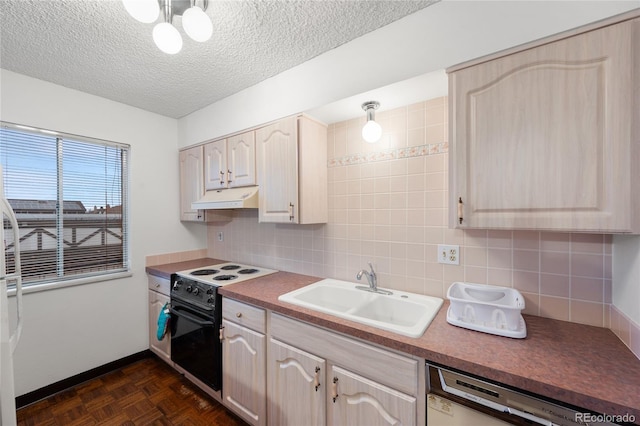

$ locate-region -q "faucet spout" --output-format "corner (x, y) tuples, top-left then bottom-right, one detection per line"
(356, 262), (377, 291)
(356, 262), (392, 295)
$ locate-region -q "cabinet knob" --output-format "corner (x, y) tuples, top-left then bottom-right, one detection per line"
(236, 312), (242, 318)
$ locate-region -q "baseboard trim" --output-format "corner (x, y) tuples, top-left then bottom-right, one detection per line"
(16, 349), (152, 409)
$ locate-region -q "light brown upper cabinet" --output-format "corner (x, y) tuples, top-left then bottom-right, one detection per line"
(179, 144), (233, 223)
(204, 131), (256, 190)
(256, 115), (328, 224)
(448, 15), (640, 233)
(179, 145), (205, 221)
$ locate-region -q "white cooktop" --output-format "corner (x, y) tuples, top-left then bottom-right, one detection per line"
(175, 262), (278, 286)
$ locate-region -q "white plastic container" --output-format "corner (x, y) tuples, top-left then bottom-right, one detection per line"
(446, 282), (526, 338)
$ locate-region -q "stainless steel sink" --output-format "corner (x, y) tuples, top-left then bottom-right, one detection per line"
(278, 279), (443, 338)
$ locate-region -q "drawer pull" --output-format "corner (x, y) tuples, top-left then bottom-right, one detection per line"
(236, 312), (242, 318)
(332, 377), (339, 402)
(314, 367), (321, 391)
(219, 326), (225, 342)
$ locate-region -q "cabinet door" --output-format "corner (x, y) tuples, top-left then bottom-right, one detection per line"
(204, 139), (228, 190)
(228, 131), (256, 188)
(328, 365), (416, 426)
(148, 290), (171, 364)
(449, 19), (636, 232)
(179, 145), (205, 221)
(256, 116), (299, 223)
(268, 338), (326, 426)
(222, 319), (266, 426)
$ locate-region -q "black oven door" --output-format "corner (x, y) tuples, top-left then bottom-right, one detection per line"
(170, 299), (221, 391)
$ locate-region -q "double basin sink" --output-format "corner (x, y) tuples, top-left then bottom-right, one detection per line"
(278, 279), (443, 338)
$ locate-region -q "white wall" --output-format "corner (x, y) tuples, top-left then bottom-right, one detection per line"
(178, 0), (639, 146)
(0, 69), (204, 395)
(613, 236), (640, 324)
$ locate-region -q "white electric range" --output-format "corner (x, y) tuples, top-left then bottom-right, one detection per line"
(175, 262), (278, 286)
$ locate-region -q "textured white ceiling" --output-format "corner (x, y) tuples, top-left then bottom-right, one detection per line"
(0, 0), (438, 119)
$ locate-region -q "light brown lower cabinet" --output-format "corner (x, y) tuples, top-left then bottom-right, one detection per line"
(221, 299), (268, 426)
(221, 299), (423, 426)
(147, 275), (171, 364)
(268, 338), (326, 426)
(329, 365), (416, 426)
(268, 313), (420, 426)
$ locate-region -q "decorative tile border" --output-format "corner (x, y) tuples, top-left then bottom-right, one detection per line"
(328, 142), (448, 168)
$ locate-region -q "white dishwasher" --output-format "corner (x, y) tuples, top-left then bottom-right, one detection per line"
(428, 392), (512, 426)
(426, 363), (617, 426)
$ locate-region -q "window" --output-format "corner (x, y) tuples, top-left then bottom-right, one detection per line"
(0, 122), (130, 287)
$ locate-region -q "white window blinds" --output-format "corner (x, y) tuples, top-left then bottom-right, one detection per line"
(0, 123), (130, 286)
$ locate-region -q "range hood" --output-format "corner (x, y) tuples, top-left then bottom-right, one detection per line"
(191, 186), (259, 210)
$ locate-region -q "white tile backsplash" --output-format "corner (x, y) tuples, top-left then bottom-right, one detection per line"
(207, 96), (630, 335)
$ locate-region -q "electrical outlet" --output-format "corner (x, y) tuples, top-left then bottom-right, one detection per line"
(217, 232), (224, 242)
(437, 244), (460, 265)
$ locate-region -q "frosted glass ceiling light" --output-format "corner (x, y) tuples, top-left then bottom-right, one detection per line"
(182, 2), (213, 42)
(153, 0), (183, 54)
(361, 101), (382, 143)
(153, 22), (183, 54)
(123, 0), (212, 54)
(122, 0), (160, 23)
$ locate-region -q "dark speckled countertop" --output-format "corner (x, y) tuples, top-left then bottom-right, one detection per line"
(146, 262), (640, 423)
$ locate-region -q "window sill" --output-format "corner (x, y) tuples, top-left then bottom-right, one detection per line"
(6, 271), (133, 297)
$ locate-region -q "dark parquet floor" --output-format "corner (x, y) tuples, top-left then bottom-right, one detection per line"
(16, 356), (249, 426)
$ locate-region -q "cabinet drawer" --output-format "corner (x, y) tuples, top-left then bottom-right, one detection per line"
(223, 298), (266, 333)
(148, 274), (171, 296)
(271, 313), (418, 395)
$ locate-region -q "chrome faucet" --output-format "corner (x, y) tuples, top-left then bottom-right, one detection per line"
(357, 262), (377, 291)
(356, 263), (392, 295)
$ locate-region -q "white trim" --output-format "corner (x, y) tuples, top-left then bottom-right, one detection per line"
(6, 271), (133, 296)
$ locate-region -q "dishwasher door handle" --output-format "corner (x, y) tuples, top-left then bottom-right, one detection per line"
(506, 407), (557, 426)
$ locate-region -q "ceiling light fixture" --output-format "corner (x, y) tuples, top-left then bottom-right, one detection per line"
(122, 0), (160, 23)
(182, 1), (213, 42)
(122, 0), (213, 54)
(361, 101), (382, 143)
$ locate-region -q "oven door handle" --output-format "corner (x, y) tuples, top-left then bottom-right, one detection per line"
(169, 307), (215, 327)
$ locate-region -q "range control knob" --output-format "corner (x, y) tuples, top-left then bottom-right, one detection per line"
(172, 280), (182, 290)
(186, 286), (193, 293)
(207, 297), (215, 304)
(206, 288), (214, 295)
(192, 288), (200, 296)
